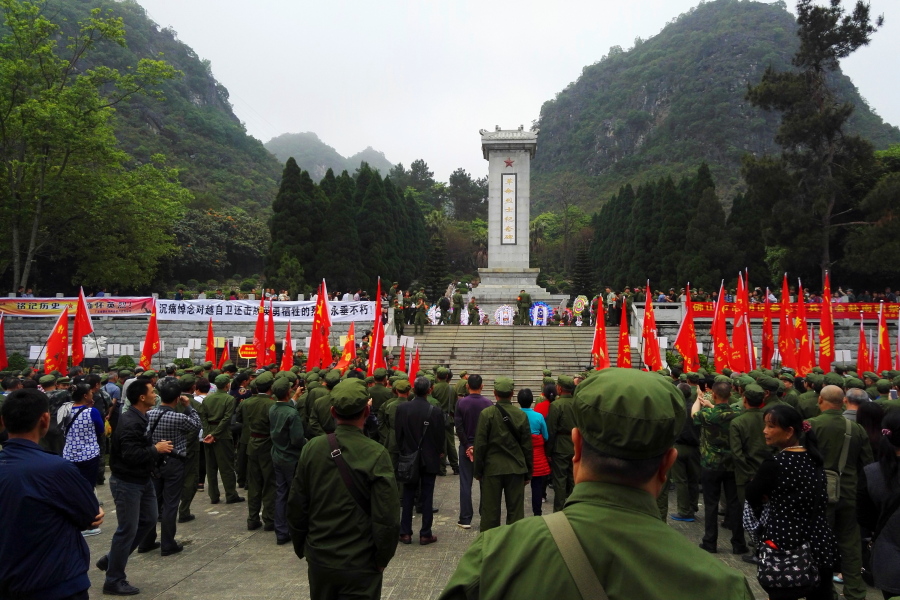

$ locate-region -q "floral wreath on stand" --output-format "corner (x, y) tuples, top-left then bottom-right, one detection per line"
(494, 305), (515, 326)
(572, 296), (588, 326)
(530, 302), (552, 326)
(461, 304), (486, 325)
(427, 305), (442, 325)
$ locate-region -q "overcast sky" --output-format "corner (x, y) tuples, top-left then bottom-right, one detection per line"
(136, 0), (898, 181)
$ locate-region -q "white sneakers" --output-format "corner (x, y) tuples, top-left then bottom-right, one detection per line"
(82, 528), (101, 537)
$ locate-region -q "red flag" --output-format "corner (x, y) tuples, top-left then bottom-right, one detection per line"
(591, 296), (610, 369)
(318, 280), (332, 366)
(857, 313), (872, 375)
(409, 345), (420, 377)
(335, 322), (357, 373)
(731, 273), (750, 373)
(205, 318), (216, 365)
(617, 299), (632, 369)
(761, 289), (775, 369)
(266, 299), (277, 365)
(0, 316), (7, 371)
(253, 296), (266, 364)
(367, 278), (386, 376)
(642, 281), (662, 371)
(818, 272), (835, 373)
(877, 302), (893, 373)
(139, 302), (160, 370)
(896, 310), (900, 371)
(45, 307), (69, 374)
(795, 280), (813, 377)
(280, 322), (294, 372)
(712, 281), (731, 372)
(217, 340), (230, 370)
(71, 287), (93, 366)
(673, 284), (699, 373)
(396, 344), (407, 373)
(809, 325), (817, 368)
(777, 274), (796, 370)
(307, 282), (330, 372)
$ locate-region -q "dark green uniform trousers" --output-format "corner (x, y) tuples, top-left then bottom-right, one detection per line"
(247, 450), (276, 527)
(828, 500), (865, 600)
(414, 313), (426, 334)
(550, 453), (574, 512)
(205, 441), (240, 502)
(480, 473), (525, 531)
(439, 426), (459, 475)
(179, 447), (200, 521)
(671, 443), (701, 517)
(236, 441), (248, 488)
(307, 563), (382, 600)
(450, 310), (461, 325)
(394, 319), (404, 337)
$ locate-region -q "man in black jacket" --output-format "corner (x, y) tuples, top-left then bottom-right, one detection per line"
(396, 377), (445, 546)
(97, 377), (173, 596)
(669, 382), (701, 522)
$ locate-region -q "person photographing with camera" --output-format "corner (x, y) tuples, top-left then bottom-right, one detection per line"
(97, 377), (174, 596)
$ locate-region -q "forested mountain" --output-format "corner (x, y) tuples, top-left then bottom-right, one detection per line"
(532, 0), (900, 211)
(265, 132), (394, 181)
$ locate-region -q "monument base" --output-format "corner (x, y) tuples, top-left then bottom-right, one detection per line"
(474, 268), (568, 306)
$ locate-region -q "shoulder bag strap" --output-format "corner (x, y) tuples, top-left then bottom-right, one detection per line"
(416, 421), (429, 450)
(148, 410), (166, 439)
(543, 512), (608, 600)
(64, 405), (88, 437)
(494, 403), (521, 442)
(838, 418), (853, 475)
(326, 433), (371, 516)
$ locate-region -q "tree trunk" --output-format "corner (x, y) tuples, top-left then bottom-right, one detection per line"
(11, 220), (19, 292)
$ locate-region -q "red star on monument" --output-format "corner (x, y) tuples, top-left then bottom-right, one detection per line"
(504, 158), (514, 167)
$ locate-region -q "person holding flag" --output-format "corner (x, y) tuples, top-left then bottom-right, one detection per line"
(857, 312), (872, 376)
(591, 296), (610, 370)
(819, 272), (835, 372)
(280, 323), (294, 373)
(777, 274), (796, 370)
(617, 302), (632, 369)
(71, 288), (94, 367)
(673, 284), (699, 373)
(642, 282), (663, 371)
(711, 281), (731, 373)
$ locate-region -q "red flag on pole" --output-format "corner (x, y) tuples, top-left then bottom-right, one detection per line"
(45, 307), (69, 374)
(139, 302), (160, 370)
(253, 296), (266, 365)
(778, 274), (796, 370)
(368, 278), (386, 376)
(818, 272), (835, 373)
(307, 283), (325, 372)
(796, 280), (813, 377)
(857, 313), (872, 375)
(761, 289), (775, 369)
(318, 280), (332, 367)
(205, 318), (216, 365)
(673, 284), (699, 373)
(896, 310), (900, 371)
(217, 339), (230, 370)
(712, 281), (731, 372)
(280, 322), (294, 372)
(265, 299), (276, 365)
(809, 325), (817, 368)
(0, 316), (7, 371)
(335, 322), (357, 374)
(409, 345), (420, 377)
(642, 281), (662, 371)
(877, 301), (893, 373)
(617, 299), (632, 369)
(71, 287), (93, 366)
(591, 296), (610, 370)
(731, 273), (750, 373)
(396, 344), (406, 373)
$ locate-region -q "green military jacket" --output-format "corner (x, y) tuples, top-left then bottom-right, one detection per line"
(177, 397), (204, 457)
(783, 388), (800, 408)
(287, 424), (400, 571)
(762, 396), (786, 409)
(694, 403), (738, 471)
(808, 409), (873, 505)
(269, 401), (305, 467)
(473, 399), (532, 479)
(438, 482), (753, 600)
(455, 378), (469, 399)
(307, 390), (335, 437)
(797, 390), (820, 419)
(452, 292), (463, 309)
(875, 396), (900, 416)
(467, 303), (478, 322)
(198, 391), (234, 442)
(728, 408), (773, 486)
(238, 393), (275, 456)
(367, 384), (393, 416)
(379, 396), (407, 453)
(546, 394), (577, 456)
(392, 306), (404, 322)
(865, 385), (878, 399)
(432, 381), (457, 418)
(295, 389), (311, 436)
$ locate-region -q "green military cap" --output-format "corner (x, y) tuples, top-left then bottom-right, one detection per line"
(573, 369), (684, 460)
(493, 377), (514, 394)
(437, 367), (449, 378)
(722, 368), (733, 377)
(275, 369), (289, 379)
(282, 371), (299, 384)
(678, 374), (688, 382)
(811, 367), (824, 375)
(214, 374), (231, 387)
(38, 374), (57, 386)
(396, 372), (409, 381)
(209, 369), (221, 380)
(432, 365), (440, 374)
(714, 375), (732, 384)
(845, 377), (865, 390)
(202, 361), (214, 370)
(863, 371), (878, 381)
(50, 370), (62, 377)
(374, 368), (387, 378)
(290, 366), (301, 374)
(255, 371), (274, 386)
(460, 370), (468, 377)
(743, 383), (765, 404)
(365, 375), (375, 384)
(143, 370), (157, 378)
(778, 373), (794, 382)
(119, 370), (132, 378)
(557, 375), (575, 391)
(56, 376), (71, 386)
(542, 369), (552, 377)
(697, 368), (709, 377)
(881, 370), (890, 379)
(179, 374), (197, 390)
(325, 370), (342, 385)
(846, 370), (858, 378)
(656, 368), (670, 377)
(271, 377), (293, 398)
(737, 375), (754, 388)
(894, 375), (900, 387)
(748, 370), (762, 380)
(100, 374), (108, 384)
(888, 370), (899, 380)
(876, 379), (891, 394)
(686, 372), (700, 383)
(415, 370), (426, 378)
(823, 372), (844, 387)
(331, 380), (369, 416)
(393, 379), (411, 394)
(309, 367), (320, 374)
(758, 376), (779, 393)
(425, 373), (436, 385)
(175, 369), (185, 377)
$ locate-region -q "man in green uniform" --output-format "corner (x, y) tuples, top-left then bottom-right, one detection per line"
(874, 379), (900, 415)
(432, 367), (459, 476)
(414, 298), (427, 334)
(451, 289), (463, 325)
(547, 375), (577, 511)
(473, 377), (532, 531)
(728, 383), (771, 562)
(467, 299), (479, 326)
(295, 373), (318, 439)
(392, 300), (404, 337)
(797, 373), (823, 418)
(757, 376), (784, 408)
(439, 369), (754, 600)
(809, 385), (874, 600)
(177, 376), (204, 523)
(200, 375), (244, 505)
(367, 368), (393, 441)
(239, 371), (276, 530)
(308, 370), (341, 437)
(379, 379), (410, 475)
(780, 373), (799, 407)
(669, 383), (700, 522)
(287, 379), (400, 599)
(693, 380), (746, 554)
(270, 377), (305, 545)
(403, 292), (413, 325)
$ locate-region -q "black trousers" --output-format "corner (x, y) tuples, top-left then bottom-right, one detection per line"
(530, 475), (545, 516)
(307, 562), (382, 600)
(401, 473), (435, 537)
(141, 456), (185, 552)
(701, 468), (745, 550)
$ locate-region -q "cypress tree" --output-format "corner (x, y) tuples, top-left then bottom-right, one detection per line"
(423, 233), (450, 302)
(319, 168), (337, 198)
(265, 158), (312, 289)
(627, 182), (658, 283)
(405, 189), (428, 280)
(356, 167), (391, 291)
(572, 245), (594, 301)
(676, 188), (732, 291)
(655, 176), (688, 290)
(726, 192), (770, 287)
(321, 170), (361, 292)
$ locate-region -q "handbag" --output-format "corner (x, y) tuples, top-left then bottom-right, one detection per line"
(396, 421), (429, 484)
(757, 541), (819, 589)
(824, 419), (852, 504)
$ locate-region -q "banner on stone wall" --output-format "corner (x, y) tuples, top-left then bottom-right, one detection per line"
(0, 297), (154, 318)
(155, 299), (376, 322)
(690, 302), (898, 319)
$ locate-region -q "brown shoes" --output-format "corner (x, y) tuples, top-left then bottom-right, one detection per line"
(399, 534), (412, 545)
(419, 535), (438, 546)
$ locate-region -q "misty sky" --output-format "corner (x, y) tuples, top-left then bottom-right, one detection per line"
(136, 0), (899, 181)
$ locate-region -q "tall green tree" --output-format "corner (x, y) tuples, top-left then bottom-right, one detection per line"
(319, 169), (360, 293)
(571, 245), (594, 301)
(356, 164), (391, 291)
(677, 188), (732, 290)
(423, 233), (450, 302)
(448, 168), (488, 221)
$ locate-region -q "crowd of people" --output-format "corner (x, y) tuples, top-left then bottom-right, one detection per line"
(1, 345), (900, 599)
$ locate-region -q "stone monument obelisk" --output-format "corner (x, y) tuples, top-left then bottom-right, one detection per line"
(475, 125), (560, 309)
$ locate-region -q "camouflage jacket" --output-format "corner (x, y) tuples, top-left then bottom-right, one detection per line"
(694, 403), (738, 471)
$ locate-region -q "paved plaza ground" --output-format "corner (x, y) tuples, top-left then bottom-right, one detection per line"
(83, 466), (884, 599)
